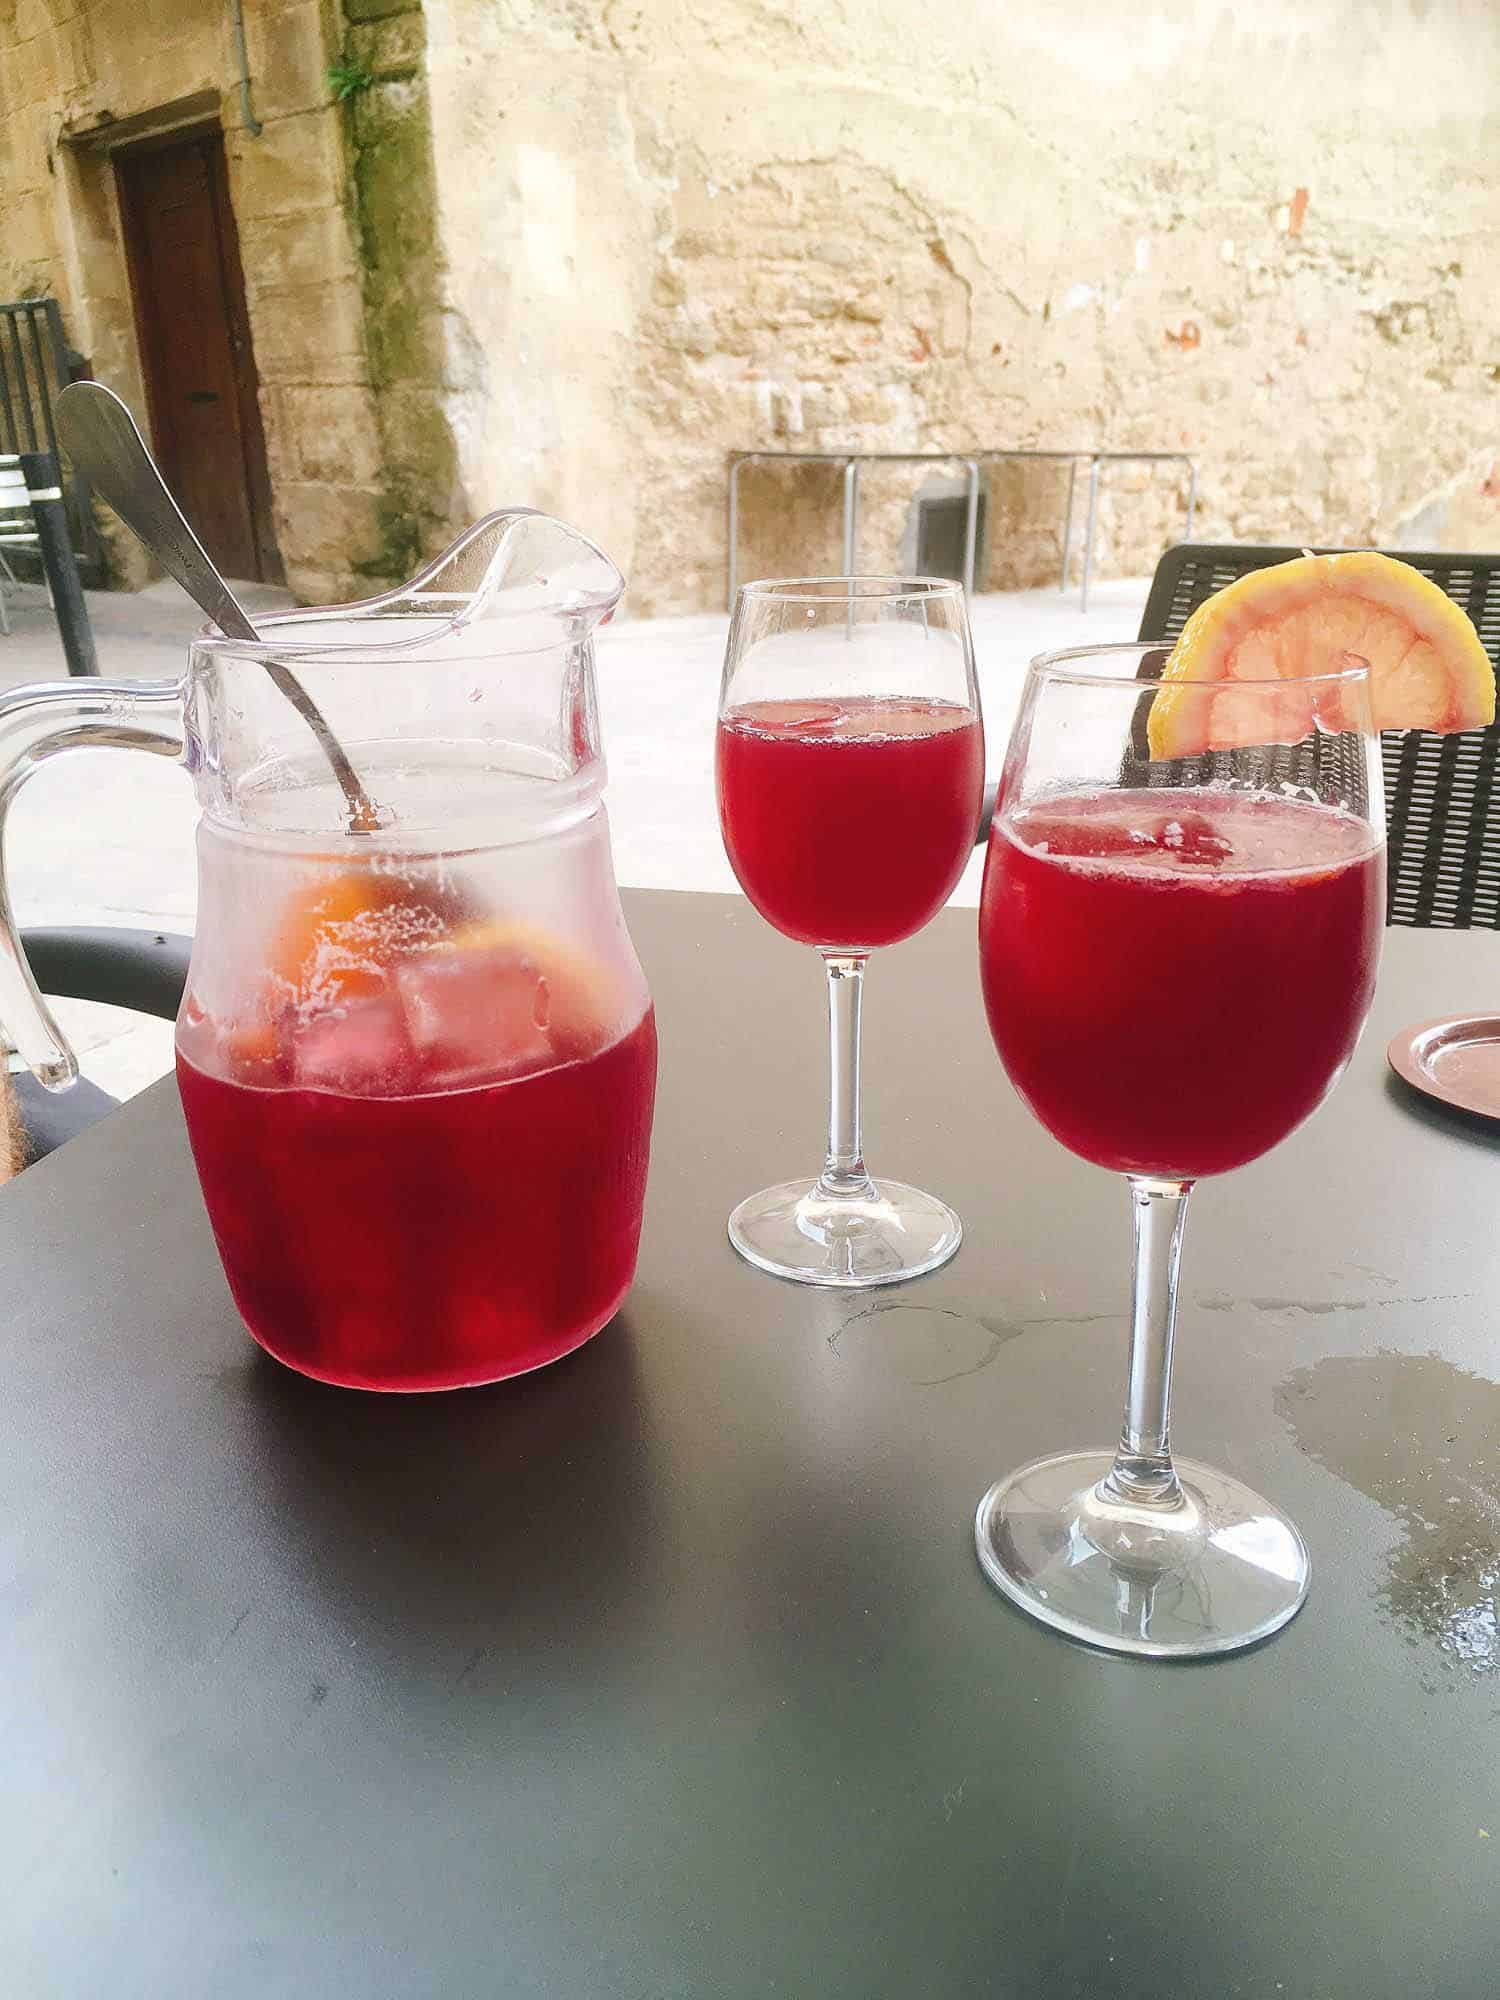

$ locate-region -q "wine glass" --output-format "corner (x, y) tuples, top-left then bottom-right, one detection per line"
(716, 577), (984, 1287)
(974, 643), (1384, 1656)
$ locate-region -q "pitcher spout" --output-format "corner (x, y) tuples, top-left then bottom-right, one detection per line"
(373, 510), (625, 638)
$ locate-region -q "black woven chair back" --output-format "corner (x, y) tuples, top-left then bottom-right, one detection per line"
(1137, 543), (1500, 928)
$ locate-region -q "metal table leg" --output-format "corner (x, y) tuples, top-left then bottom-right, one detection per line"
(961, 460), (979, 598)
(842, 459), (860, 575)
(1081, 457), (1102, 613)
(1060, 457), (1078, 591)
(726, 455), (747, 611)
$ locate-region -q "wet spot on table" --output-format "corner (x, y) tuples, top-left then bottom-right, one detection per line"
(1276, 1350), (1500, 1682)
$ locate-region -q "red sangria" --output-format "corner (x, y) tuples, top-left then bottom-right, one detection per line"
(717, 696), (983, 947)
(178, 867), (656, 1391)
(980, 789), (1383, 1179)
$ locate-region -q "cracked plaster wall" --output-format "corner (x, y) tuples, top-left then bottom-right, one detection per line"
(425, 0), (1500, 614)
(5, 0), (1496, 611)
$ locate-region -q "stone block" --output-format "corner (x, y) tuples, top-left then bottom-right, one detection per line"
(372, 384), (458, 501)
(243, 1), (332, 122)
(246, 278), (369, 384)
(344, 0), (419, 20)
(364, 292), (445, 390)
(229, 109), (344, 221)
(281, 383), (384, 485)
(283, 560), (371, 605)
(9, 20), (66, 96)
(256, 380), (289, 469)
(238, 208), (360, 293)
(350, 10), (426, 73)
(119, 0), (200, 44)
(0, 193), (56, 291)
(274, 480), (384, 569)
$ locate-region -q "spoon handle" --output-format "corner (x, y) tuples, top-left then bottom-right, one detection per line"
(55, 383), (378, 833)
(259, 660), (381, 832)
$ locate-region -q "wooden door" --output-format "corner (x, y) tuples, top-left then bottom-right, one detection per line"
(117, 129), (281, 583)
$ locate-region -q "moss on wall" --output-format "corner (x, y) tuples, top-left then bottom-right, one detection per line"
(337, 0), (458, 584)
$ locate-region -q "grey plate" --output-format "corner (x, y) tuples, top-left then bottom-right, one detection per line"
(1387, 1012), (1500, 1119)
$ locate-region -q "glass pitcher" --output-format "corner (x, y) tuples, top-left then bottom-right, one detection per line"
(0, 511), (657, 1390)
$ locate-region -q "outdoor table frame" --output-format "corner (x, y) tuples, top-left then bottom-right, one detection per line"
(726, 446), (1198, 610)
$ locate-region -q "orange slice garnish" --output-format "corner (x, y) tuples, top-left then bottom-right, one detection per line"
(1147, 552), (1494, 757)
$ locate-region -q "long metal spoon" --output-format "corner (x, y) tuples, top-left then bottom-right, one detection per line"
(55, 381), (379, 833)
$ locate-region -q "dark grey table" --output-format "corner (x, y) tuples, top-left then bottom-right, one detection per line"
(4, 892), (1499, 1998)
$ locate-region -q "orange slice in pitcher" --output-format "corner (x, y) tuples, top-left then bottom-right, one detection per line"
(1146, 552), (1495, 757)
(269, 868), (466, 1007)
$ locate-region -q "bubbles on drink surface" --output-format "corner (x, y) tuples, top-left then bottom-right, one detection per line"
(1010, 786), (1378, 879)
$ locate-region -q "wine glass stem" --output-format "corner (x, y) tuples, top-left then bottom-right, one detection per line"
(1101, 1175), (1194, 1508)
(818, 952), (874, 1199)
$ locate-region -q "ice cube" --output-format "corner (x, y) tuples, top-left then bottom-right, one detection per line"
(392, 942), (554, 1088)
(290, 993), (418, 1095)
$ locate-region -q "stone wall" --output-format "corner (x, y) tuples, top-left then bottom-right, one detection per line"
(4, 0), (1497, 613)
(0, 0), (459, 601)
(237, 0), (384, 600)
(424, 0), (1500, 614)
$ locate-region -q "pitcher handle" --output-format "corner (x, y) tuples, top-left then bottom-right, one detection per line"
(0, 677), (187, 1089)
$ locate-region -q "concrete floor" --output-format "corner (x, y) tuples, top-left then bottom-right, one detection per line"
(0, 570), (1149, 1099)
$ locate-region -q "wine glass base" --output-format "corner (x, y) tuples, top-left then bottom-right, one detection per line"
(727, 1177), (961, 1288)
(974, 1450), (1309, 1659)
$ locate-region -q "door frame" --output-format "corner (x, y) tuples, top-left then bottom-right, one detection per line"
(114, 123), (283, 583)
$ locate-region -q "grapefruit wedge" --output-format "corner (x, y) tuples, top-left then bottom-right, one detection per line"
(1146, 552), (1495, 757)
(268, 867), (469, 1008)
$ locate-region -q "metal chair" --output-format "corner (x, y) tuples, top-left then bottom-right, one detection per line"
(0, 449), (98, 672)
(7, 927), (190, 1167)
(1138, 543), (1500, 928)
(0, 454), (39, 635)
